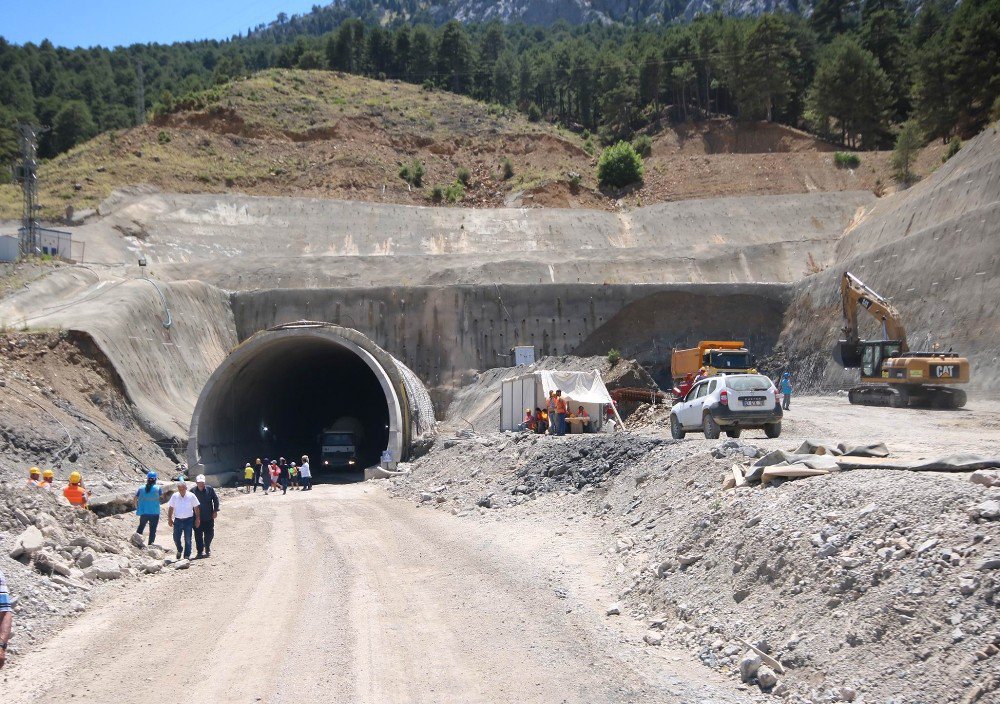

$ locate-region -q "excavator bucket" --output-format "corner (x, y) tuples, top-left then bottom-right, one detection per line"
(833, 340), (862, 368)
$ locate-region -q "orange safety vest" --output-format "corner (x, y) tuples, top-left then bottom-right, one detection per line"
(64, 484), (89, 506)
(556, 398), (568, 414)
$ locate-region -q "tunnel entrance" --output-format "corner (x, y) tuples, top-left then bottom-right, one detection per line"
(189, 323), (433, 482)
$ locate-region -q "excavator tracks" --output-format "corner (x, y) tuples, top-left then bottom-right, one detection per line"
(848, 385), (967, 409)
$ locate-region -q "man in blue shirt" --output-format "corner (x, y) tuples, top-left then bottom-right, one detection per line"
(780, 372), (793, 411)
(135, 471), (162, 545)
(0, 568), (13, 669)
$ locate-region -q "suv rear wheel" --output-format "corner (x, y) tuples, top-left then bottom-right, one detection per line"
(703, 412), (721, 440)
(670, 414), (685, 439)
(764, 422), (782, 439)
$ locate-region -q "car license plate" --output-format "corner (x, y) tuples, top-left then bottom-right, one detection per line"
(741, 396), (765, 407)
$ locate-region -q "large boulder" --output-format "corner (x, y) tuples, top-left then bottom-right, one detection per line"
(84, 556), (123, 580)
(9, 525), (45, 559)
(88, 491), (137, 518)
(33, 549), (73, 577)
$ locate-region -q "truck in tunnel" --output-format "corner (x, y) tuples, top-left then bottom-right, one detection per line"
(190, 323), (436, 483)
(320, 417), (366, 469)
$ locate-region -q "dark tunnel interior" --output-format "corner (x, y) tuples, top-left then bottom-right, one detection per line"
(202, 337), (391, 482)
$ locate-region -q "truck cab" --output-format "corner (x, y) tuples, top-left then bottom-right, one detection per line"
(671, 340), (756, 384)
(320, 430), (357, 469)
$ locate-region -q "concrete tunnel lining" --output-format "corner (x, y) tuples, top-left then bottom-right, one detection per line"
(189, 322), (433, 481)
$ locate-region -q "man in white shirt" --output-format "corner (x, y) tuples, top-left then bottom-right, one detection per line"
(167, 481), (201, 560)
(299, 455), (312, 491)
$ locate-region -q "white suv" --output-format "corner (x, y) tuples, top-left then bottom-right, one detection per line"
(670, 374), (782, 439)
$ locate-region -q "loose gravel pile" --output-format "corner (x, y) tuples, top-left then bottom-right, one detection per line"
(0, 483), (183, 659)
(392, 431), (1000, 704)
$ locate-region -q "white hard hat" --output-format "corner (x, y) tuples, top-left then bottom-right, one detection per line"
(196, 474), (206, 483)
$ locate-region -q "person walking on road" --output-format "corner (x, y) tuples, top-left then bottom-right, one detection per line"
(253, 458), (263, 493)
(167, 481), (201, 560)
(289, 462), (300, 490)
(278, 459), (289, 495)
(780, 372), (793, 411)
(299, 455), (312, 491)
(0, 567), (12, 669)
(134, 471), (162, 546)
(192, 475), (220, 559)
(243, 463), (254, 493)
(269, 460), (280, 492)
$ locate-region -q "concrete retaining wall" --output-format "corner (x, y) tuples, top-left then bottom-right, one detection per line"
(232, 282), (791, 407)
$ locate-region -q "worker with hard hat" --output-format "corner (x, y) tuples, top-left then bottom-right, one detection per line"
(40, 469), (55, 490)
(243, 463), (254, 493)
(63, 471), (90, 508)
(167, 480), (201, 560)
(27, 467), (41, 487)
(135, 471), (162, 546)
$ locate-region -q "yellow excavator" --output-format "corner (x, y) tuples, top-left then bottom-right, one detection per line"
(833, 272), (969, 408)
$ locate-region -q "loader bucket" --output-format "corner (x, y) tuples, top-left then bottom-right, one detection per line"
(833, 340), (862, 368)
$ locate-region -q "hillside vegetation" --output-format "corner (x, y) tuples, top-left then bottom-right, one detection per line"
(2, 0), (997, 173)
(0, 69), (935, 218)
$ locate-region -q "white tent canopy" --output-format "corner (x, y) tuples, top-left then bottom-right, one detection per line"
(499, 369), (614, 432)
(537, 370), (613, 404)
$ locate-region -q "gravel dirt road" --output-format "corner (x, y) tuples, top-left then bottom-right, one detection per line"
(2, 484), (758, 704)
(641, 395), (1000, 460)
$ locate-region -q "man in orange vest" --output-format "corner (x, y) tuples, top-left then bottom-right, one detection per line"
(63, 472), (90, 508)
(555, 390), (569, 436)
(40, 469), (55, 490)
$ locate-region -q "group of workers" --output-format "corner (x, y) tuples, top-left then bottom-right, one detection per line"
(135, 471), (220, 560)
(521, 389), (593, 435)
(25, 467), (92, 508)
(24, 464), (221, 560)
(242, 455), (312, 494)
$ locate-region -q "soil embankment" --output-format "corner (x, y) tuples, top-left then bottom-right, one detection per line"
(778, 127), (1000, 394)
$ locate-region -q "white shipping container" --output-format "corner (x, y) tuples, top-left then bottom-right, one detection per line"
(0, 235), (18, 262)
(500, 374), (540, 431)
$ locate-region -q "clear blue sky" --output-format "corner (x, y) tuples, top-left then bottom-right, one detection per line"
(2, 1), (326, 48)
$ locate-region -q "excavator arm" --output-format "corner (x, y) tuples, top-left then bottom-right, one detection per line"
(840, 272), (909, 351)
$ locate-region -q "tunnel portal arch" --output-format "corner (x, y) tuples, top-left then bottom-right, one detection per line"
(189, 321), (433, 480)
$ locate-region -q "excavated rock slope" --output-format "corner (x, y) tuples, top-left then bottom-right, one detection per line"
(779, 126), (1000, 393)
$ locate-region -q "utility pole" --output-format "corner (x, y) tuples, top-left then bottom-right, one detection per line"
(135, 60), (146, 125)
(15, 124), (41, 258)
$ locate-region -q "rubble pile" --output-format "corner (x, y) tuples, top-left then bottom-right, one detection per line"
(396, 433), (665, 508)
(392, 432), (1000, 703)
(0, 483), (176, 656)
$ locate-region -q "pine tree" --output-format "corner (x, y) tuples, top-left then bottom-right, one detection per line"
(807, 36), (890, 148)
(408, 25), (434, 82)
(945, 0), (1000, 132)
(51, 100), (97, 154)
(890, 119), (922, 184)
(741, 15), (799, 122)
(860, 0), (911, 120)
(810, 0), (860, 41)
(434, 21), (473, 93)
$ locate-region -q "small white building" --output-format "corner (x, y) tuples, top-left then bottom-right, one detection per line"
(0, 235), (17, 262)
